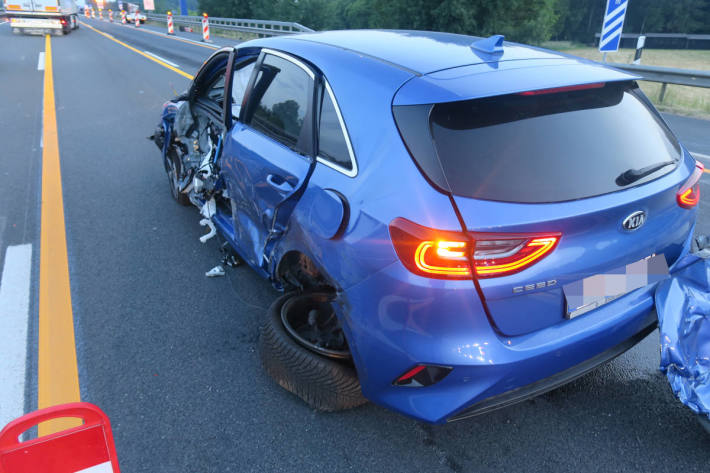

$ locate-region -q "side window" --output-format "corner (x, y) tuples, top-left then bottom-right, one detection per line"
(248, 54), (313, 150)
(202, 73), (225, 109)
(318, 85), (353, 171)
(231, 60), (255, 119)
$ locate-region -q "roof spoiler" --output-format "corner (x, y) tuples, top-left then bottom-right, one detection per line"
(471, 35), (505, 55)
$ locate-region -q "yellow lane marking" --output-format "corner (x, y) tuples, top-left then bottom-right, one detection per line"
(38, 34), (81, 436)
(81, 21), (195, 80)
(703, 168), (710, 174)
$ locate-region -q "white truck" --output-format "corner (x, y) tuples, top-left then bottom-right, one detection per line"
(4, 0), (79, 35)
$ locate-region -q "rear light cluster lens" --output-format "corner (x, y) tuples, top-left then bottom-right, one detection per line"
(389, 218), (560, 279)
(474, 236), (559, 277)
(389, 219), (471, 279)
(677, 161), (704, 209)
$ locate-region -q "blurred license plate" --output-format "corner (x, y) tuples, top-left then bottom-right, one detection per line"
(563, 254), (669, 319)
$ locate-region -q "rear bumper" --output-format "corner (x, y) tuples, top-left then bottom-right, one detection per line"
(447, 318), (657, 422)
(342, 259), (672, 424)
(9, 16), (63, 30)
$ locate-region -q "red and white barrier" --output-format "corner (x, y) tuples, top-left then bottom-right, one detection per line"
(134, 9), (140, 27)
(0, 403), (121, 473)
(201, 12), (211, 42)
(167, 11), (174, 35)
(121, 10), (126, 24)
(108, 9), (113, 22)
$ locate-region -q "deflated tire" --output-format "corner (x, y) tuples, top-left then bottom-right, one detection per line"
(258, 292), (367, 411)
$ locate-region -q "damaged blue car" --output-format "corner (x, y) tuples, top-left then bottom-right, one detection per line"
(151, 30), (703, 424)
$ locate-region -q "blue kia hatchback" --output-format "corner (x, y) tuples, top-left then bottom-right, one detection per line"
(153, 30), (702, 424)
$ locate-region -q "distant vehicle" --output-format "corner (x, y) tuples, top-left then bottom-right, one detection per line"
(152, 31), (701, 423)
(124, 10), (145, 24)
(4, 0), (78, 35)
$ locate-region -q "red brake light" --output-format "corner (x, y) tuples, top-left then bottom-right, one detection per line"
(389, 218), (472, 279)
(518, 82), (605, 96)
(389, 218), (560, 279)
(677, 162), (704, 209)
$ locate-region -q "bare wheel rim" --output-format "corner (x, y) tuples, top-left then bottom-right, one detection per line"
(280, 293), (351, 360)
(167, 157), (180, 199)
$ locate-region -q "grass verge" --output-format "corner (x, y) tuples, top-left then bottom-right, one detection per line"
(542, 43), (710, 118)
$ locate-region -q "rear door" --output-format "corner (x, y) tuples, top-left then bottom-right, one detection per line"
(221, 49), (315, 269)
(397, 81), (698, 336)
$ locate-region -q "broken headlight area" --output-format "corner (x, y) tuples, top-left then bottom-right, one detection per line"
(656, 246), (710, 432)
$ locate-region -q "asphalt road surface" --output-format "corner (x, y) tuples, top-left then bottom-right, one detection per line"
(1, 17), (710, 473)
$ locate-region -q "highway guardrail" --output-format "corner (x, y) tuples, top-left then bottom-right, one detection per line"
(144, 13), (313, 37)
(603, 63), (710, 103)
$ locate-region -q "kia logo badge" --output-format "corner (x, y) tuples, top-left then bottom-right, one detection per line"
(623, 211), (647, 231)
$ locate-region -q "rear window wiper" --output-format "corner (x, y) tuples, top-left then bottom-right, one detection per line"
(615, 160), (677, 186)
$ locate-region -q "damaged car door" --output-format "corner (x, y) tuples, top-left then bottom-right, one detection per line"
(221, 49), (316, 270)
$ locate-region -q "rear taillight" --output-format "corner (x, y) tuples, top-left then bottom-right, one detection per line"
(389, 218), (560, 279)
(473, 235), (560, 278)
(389, 218), (471, 279)
(677, 162), (704, 209)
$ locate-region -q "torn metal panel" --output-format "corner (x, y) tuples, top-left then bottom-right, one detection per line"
(655, 253), (710, 421)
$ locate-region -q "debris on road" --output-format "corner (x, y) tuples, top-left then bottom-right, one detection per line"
(205, 265), (225, 278)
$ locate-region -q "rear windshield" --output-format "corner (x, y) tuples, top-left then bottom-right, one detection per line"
(394, 82), (681, 203)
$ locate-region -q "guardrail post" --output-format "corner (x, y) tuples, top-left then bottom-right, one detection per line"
(659, 83), (668, 103)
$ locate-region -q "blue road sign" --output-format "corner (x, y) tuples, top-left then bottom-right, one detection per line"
(599, 0), (629, 52)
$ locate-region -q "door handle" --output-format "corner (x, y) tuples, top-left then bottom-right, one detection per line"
(266, 174), (294, 193)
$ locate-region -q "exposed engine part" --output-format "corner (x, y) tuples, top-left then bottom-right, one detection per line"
(205, 265), (226, 277)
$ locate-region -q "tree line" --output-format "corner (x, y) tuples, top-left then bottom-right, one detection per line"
(169, 0), (709, 44)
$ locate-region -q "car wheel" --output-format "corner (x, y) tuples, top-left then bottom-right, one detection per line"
(259, 292), (367, 411)
(166, 153), (190, 206)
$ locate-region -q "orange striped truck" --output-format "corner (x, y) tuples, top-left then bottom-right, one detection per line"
(4, 0), (79, 35)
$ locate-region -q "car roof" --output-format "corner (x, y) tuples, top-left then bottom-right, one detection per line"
(256, 30), (570, 76)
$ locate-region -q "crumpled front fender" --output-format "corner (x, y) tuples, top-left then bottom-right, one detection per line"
(656, 253), (710, 421)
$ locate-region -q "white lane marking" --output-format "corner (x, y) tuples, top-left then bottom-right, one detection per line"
(0, 244), (33, 429)
(37, 51), (45, 71)
(691, 151), (710, 161)
(76, 461), (114, 473)
(142, 50), (181, 68)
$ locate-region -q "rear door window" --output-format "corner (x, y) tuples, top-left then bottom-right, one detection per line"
(396, 82), (681, 203)
(318, 84), (354, 172)
(247, 53), (313, 152)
